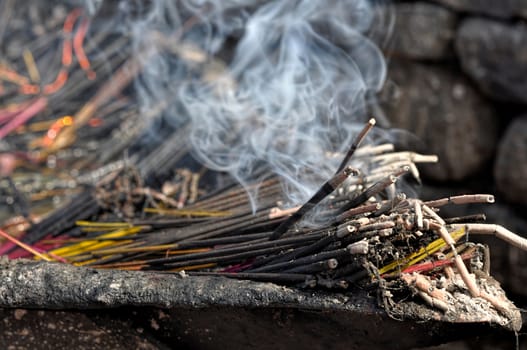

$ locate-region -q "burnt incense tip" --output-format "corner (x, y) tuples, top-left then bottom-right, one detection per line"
(397, 193), (407, 200)
(327, 258), (338, 269)
(348, 240), (369, 255)
(269, 225), (288, 240)
(368, 118), (376, 126)
(399, 165), (411, 175)
(330, 166), (359, 188)
(337, 225), (356, 238)
(343, 166), (360, 177)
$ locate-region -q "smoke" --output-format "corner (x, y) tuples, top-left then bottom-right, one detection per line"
(101, 0), (388, 210)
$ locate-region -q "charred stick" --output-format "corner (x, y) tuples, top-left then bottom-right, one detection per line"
(47, 198), (100, 236)
(145, 232), (324, 266)
(83, 231), (274, 257)
(187, 178), (281, 211)
(281, 258), (338, 274)
(88, 227), (276, 265)
(131, 218), (213, 229)
(177, 231), (273, 248)
(247, 228), (340, 268)
(176, 206), (290, 242)
(357, 220), (395, 232)
(226, 217), (284, 236)
(91, 243), (298, 270)
(250, 229), (341, 269)
(160, 244), (303, 269)
(332, 259), (364, 278)
(23, 189), (98, 244)
(338, 166), (410, 214)
(336, 118), (375, 173)
(337, 227), (393, 248)
(424, 194), (495, 208)
(337, 202), (381, 221)
(373, 193), (407, 217)
(444, 214), (486, 224)
(342, 269), (369, 284)
(145, 205), (277, 245)
(270, 165), (358, 240)
(248, 243), (366, 273)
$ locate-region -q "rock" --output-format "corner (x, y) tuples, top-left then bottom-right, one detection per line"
(431, 0), (527, 19)
(456, 18), (527, 104)
(495, 116), (527, 205)
(385, 3), (457, 60)
(0, 258), (521, 347)
(381, 60), (498, 182)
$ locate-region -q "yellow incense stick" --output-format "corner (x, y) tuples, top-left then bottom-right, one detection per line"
(49, 226), (142, 258)
(0, 229), (53, 261)
(23, 49), (40, 83)
(378, 226), (465, 275)
(168, 263), (217, 272)
(76, 220), (132, 229)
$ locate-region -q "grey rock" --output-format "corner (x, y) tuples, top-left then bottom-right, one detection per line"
(0, 258), (521, 348)
(381, 60), (498, 181)
(431, 0), (527, 19)
(456, 18), (527, 104)
(495, 116), (527, 205)
(386, 3), (457, 60)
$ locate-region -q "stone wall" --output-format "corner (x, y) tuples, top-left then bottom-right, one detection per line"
(377, 2), (527, 301)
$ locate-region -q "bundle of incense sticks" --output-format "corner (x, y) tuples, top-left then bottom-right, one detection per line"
(0, 3), (205, 223)
(0, 3), (138, 220)
(0, 119), (519, 322)
(0, 4), (524, 324)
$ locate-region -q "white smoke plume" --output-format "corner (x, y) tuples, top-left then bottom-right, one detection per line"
(100, 0), (389, 210)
